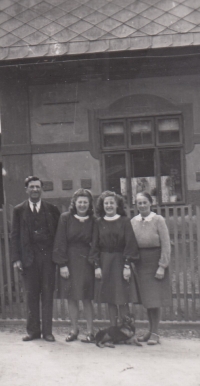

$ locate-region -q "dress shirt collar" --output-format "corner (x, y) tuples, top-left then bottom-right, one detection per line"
(29, 199), (41, 213)
(135, 211), (156, 222)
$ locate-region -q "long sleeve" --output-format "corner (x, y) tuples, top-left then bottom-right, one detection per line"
(52, 213), (69, 267)
(123, 219), (139, 264)
(52, 206), (61, 233)
(88, 220), (101, 268)
(11, 208), (21, 263)
(157, 215), (171, 268)
(89, 217), (139, 268)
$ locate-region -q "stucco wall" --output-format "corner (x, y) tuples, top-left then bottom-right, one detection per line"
(32, 151), (101, 199)
(29, 74), (200, 197)
(29, 83), (89, 144)
(29, 74), (200, 142)
(2, 71), (200, 206)
(186, 145), (200, 190)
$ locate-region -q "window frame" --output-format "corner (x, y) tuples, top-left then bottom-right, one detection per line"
(100, 114), (185, 206)
(102, 151), (127, 195)
(155, 115), (183, 146)
(100, 119), (127, 150)
(157, 146), (185, 205)
(127, 117), (155, 149)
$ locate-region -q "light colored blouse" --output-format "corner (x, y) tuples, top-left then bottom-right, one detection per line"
(131, 212), (171, 268)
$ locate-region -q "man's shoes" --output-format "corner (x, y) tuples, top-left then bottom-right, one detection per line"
(22, 333), (41, 342)
(43, 334), (55, 342)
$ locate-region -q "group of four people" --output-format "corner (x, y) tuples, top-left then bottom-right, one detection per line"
(11, 176), (171, 346)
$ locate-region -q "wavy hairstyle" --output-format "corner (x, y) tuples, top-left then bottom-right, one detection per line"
(69, 188), (94, 216)
(95, 190), (127, 218)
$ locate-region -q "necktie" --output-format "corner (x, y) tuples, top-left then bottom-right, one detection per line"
(33, 203), (37, 214)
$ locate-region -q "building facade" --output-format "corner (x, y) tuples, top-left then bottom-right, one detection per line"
(0, 0), (200, 214)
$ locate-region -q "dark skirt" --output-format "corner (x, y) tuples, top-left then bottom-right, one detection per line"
(136, 247), (172, 308)
(94, 251), (141, 305)
(57, 244), (94, 301)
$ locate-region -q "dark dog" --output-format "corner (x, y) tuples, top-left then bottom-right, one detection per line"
(95, 315), (142, 348)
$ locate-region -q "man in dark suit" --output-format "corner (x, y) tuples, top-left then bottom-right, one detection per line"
(11, 176), (60, 342)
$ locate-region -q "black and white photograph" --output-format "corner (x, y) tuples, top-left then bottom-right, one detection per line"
(0, 0), (200, 385)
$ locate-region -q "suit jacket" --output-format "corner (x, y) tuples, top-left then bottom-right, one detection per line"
(11, 200), (60, 268)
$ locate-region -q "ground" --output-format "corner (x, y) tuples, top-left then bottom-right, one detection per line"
(0, 325), (200, 386)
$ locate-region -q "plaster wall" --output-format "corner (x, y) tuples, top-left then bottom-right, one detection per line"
(29, 74), (200, 196)
(32, 151), (101, 199)
(29, 83), (88, 144)
(29, 74), (200, 143)
(186, 145), (200, 190)
(3, 72), (200, 206)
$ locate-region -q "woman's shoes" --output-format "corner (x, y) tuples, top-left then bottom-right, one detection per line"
(65, 330), (79, 342)
(138, 331), (160, 344)
(138, 331), (151, 342)
(147, 333), (160, 345)
(81, 333), (95, 343)
(65, 330), (95, 343)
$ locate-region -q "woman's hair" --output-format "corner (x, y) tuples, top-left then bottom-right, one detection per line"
(136, 191), (153, 204)
(69, 188), (94, 216)
(95, 190), (127, 218)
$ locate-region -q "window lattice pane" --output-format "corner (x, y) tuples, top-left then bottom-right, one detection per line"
(160, 149), (182, 203)
(102, 122), (125, 147)
(104, 154), (126, 196)
(130, 150), (156, 204)
(102, 115), (183, 206)
(130, 120), (153, 145)
(158, 118), (180, 143)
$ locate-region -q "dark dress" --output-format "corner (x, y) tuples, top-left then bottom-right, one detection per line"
(89, 216), (140, 305)
(53, 212), (95, 300)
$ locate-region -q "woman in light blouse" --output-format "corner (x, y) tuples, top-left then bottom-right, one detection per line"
(131, 192), (171, 345)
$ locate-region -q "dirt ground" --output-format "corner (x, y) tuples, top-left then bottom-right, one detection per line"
(0, 325), (200, 386)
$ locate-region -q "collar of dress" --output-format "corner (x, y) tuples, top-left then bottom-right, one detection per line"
(134, 212), (156, 222)
(104, 214), (121, 221)
(74, 214), (89, 222)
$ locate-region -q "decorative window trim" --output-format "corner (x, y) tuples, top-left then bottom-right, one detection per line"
(100, 114), (185, 206)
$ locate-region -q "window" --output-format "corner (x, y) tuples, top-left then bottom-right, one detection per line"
(101, 121), (125, 148)
(129, 118), (154, 146)
(100, 115), (184, 206)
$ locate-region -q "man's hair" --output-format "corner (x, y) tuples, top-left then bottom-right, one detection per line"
(24, 176), (43, 188)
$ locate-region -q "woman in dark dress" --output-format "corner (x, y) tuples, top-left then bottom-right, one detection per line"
(89, 191), (140, 326)
(131, 192), (171, 345)
(53, 189), (95, 342)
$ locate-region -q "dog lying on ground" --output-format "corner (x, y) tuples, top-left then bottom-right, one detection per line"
(95, 315), (142, 348)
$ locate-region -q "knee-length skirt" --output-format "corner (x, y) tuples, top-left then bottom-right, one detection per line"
(94, 251), (141, 305)
(57, 244), (94, 301)
(136, 247), (172, 308)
